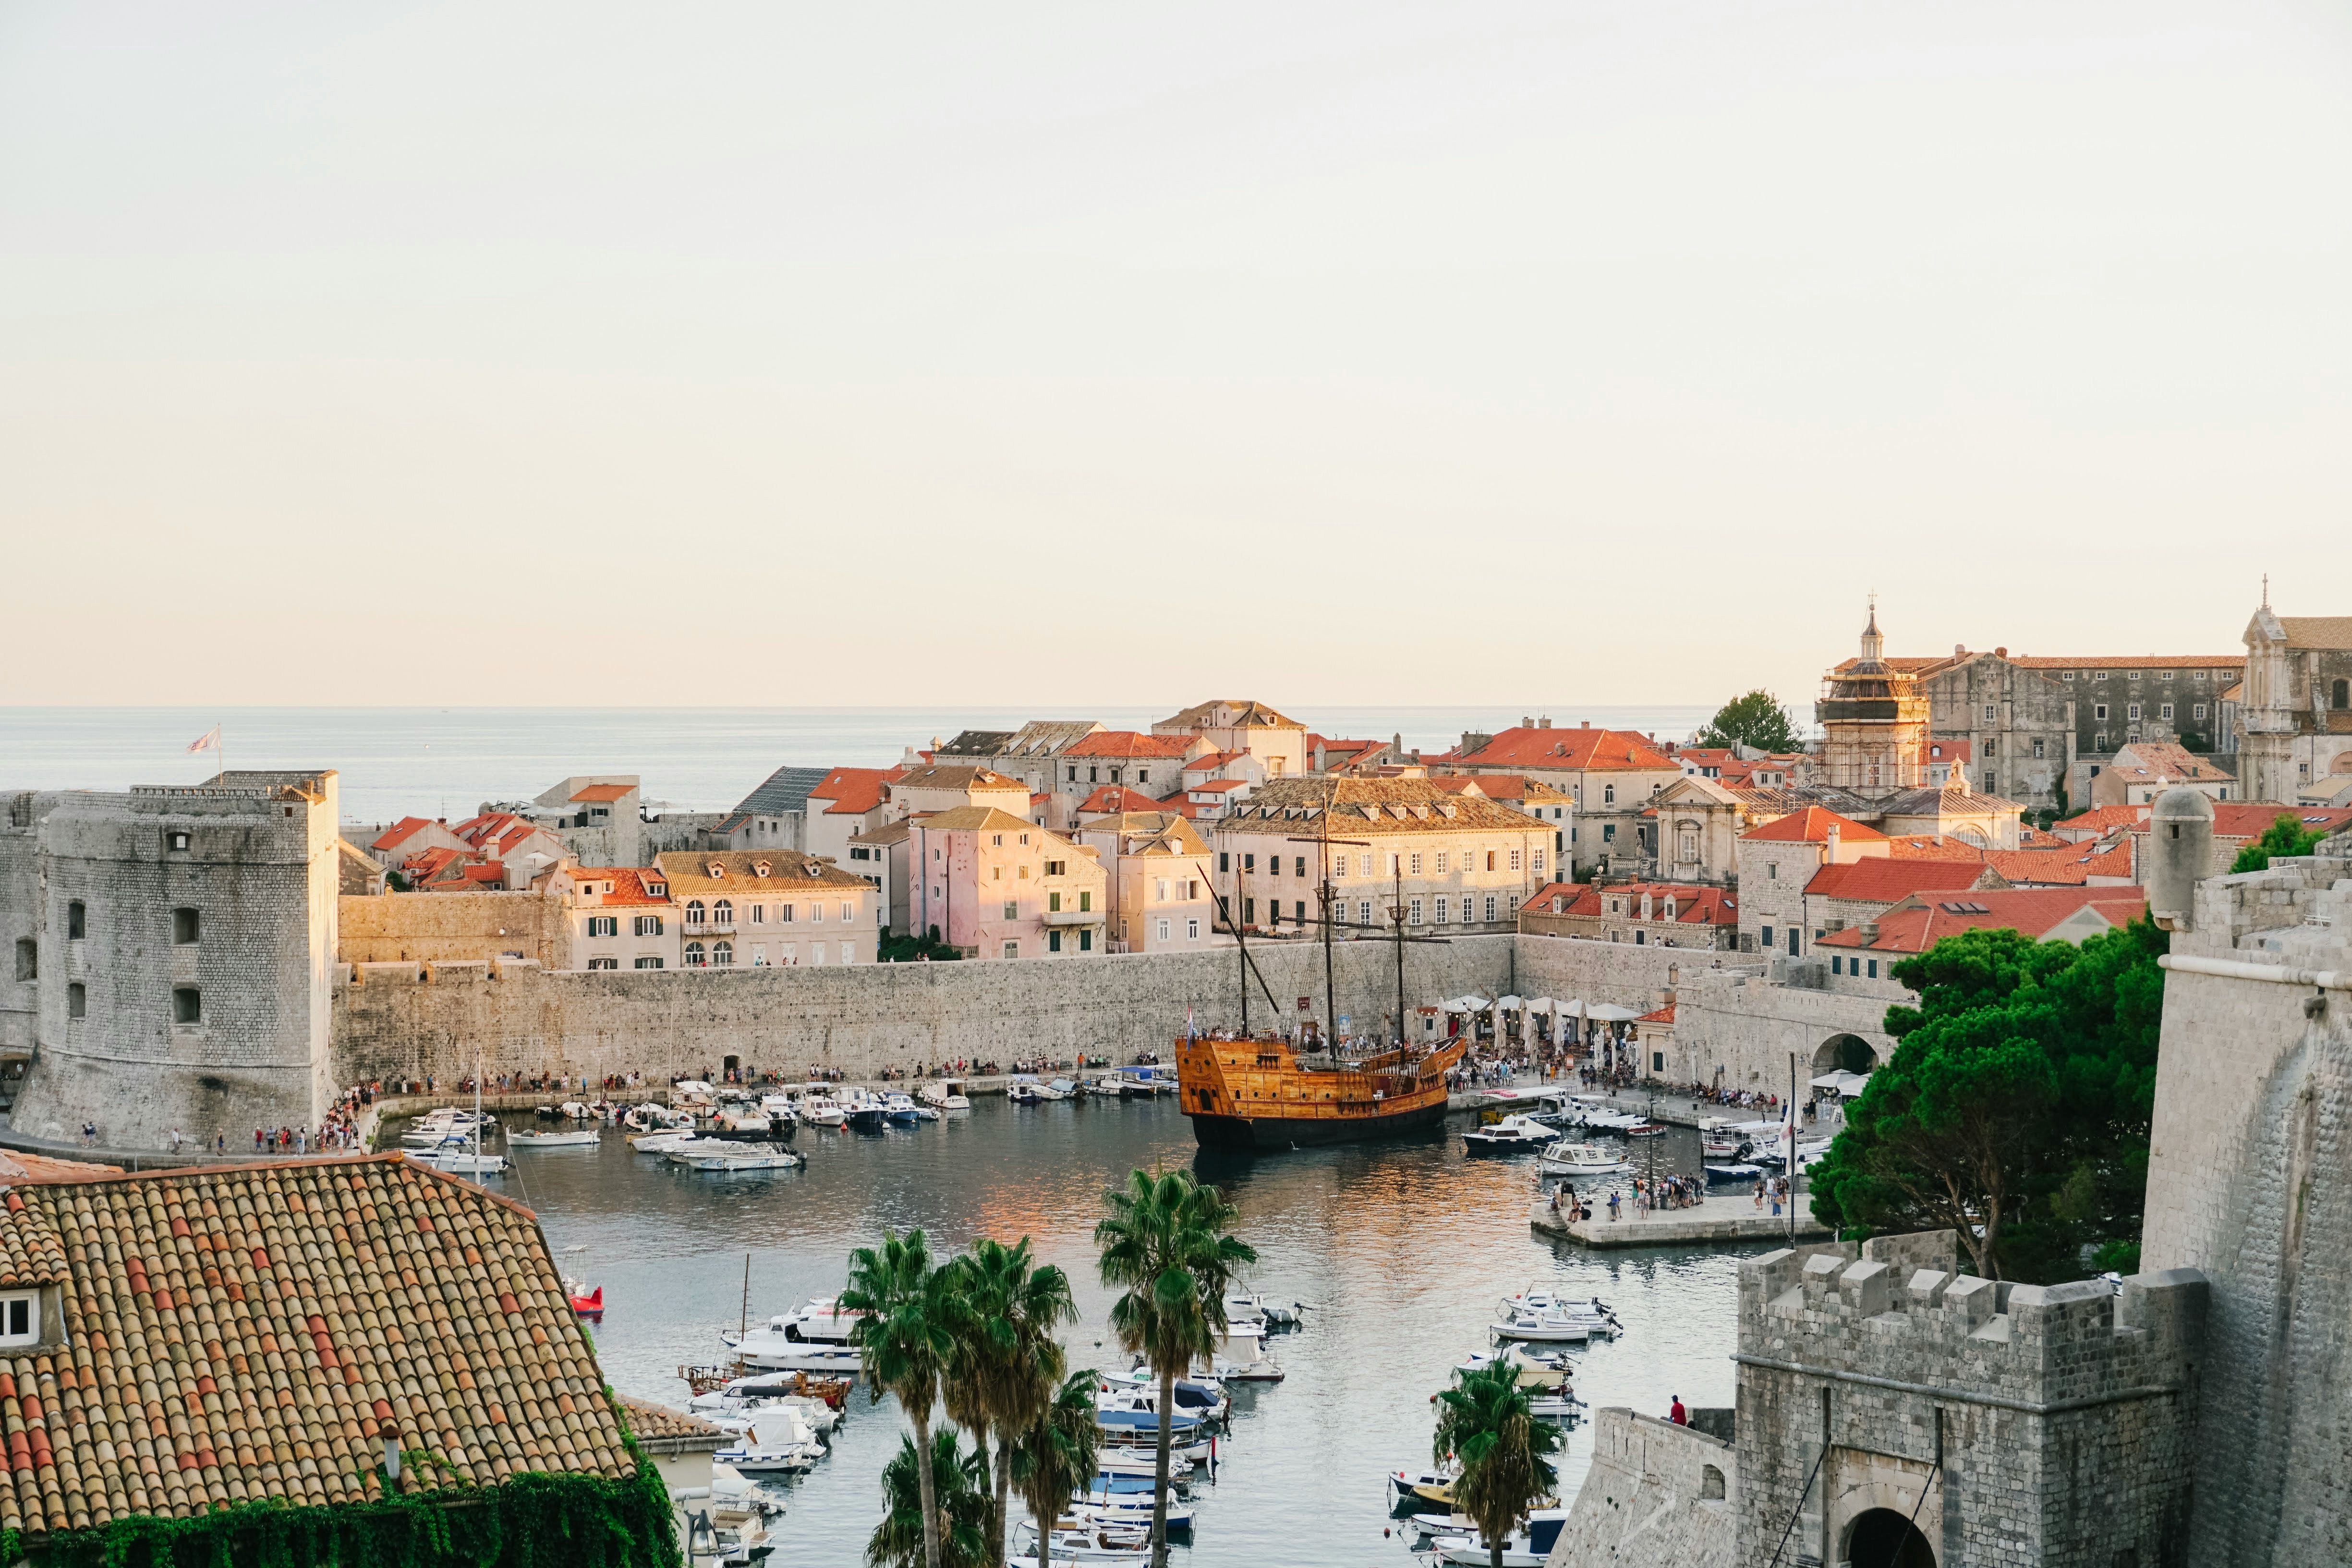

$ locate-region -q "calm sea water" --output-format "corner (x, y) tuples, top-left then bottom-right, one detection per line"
(415, 1099), (1766, 1568)
(0, 706), (1713, 827)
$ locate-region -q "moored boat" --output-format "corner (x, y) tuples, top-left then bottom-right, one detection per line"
(1537, 1140), (1630, 1177)
(507, 1128), (601, 1150)
(1463, 1113), (1557, 1152)
(1178, 1029), (1467, 1150)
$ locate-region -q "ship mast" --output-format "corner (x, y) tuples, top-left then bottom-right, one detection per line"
(1290, 827), (1369, 1052)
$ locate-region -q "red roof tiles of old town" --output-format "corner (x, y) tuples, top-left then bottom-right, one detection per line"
(1818, 888), (2150, 953)
(370, 816), (440, 851)
(1062, 731), (1194, 759)
(1456, 727), (1673, 771)
(568, 783), (632, 802)
(810, 766), (900, 815)
(1805, 858), (1998, 901)
(1079, 785), (1167, 814)
(1740, 807), (1887, 845)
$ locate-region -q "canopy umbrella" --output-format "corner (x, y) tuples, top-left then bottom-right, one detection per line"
(1808, 1071), (1848, 1091)
(1497, 994), (1525, 1009)
(1583, 1003), (1642, 1022)
(1523, 997), (1557, 1011)
(1834, 1070), (1873, 1098)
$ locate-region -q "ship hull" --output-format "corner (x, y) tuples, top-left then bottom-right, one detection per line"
(1187, 1098), (1451, 1150)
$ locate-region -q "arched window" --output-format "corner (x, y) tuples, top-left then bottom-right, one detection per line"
(1700, 1464), (1725, 1501)
(713, 941), (734, 966)
(713, 899), (733, 926)
(685, 900), (707, 927)
(684, 942), (706, 966)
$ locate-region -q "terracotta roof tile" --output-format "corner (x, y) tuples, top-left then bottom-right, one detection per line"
(655, 850), (871, 894)
(1062, 732), (1193, 760)
(569, 783), (633, 803)
(1819, 888), (2149, 954)
(1455, 728), (1673, 772)
(1741, 807), (1887, 845)
(0, 1155), (632, 1545)
(1077, 786), (1168, 815)
(569, 867), (673, 907)
(369, 818), (440, 852)
(1805, 859), (1998, 902)
(810, 767), (897, 815)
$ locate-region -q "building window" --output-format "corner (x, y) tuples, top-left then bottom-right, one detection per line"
(1766, 862), (1776, 880)
(1831, 955), (1842, 974)
(1762, 925), (1774, 949)
(1787, 929), (1799, 956)
(1187, 918), (1200, 939)
(2128, 705), (2142, 721)
(2128, 670), (2142, 681)
(1079, 929), (1093, 951)
(1002, 900), (1018, 920)
(0, 1293), (37, 1349)
(169, 830), (191, 851)
(1409, 853), (1423, 874)
(171, 987), (201, 1024)
(2160, 704), (2174, 720)
(1602, 825), (1616, 842)
(2095, 733), (2108, 750)
(713, 941), (733, 965)
(1484, 896), (1498, 921)
(2094, 705), (2108, 721)
(2062, 671), (2076, 681)
(842, 941), (855, 964)
(1867, 960), (1878, 979)
(1508, 849), (1522, 871)
(634, 914), (665, 936)
(1435, 896), (1449, 923)
(1157, 919), (1171, 942)
(634, 955), (663, 969)
(685, 900), (706, 927)
(751, 903), (766, 924)
(1358, 900), (1373, 926)
(1435, 852), (1450, 873)
(779, 903), (796, 923)
(2032, 739), (2045, 758)
(1534, 848), (1547, 872)
(12, 940), (30, 982)
(171, 908), (199, 945)
(1653, 1051), (1665, 1072)
(588, 915), (617, 938)
(2095, 671), (2109, 681)
(684, 943), (706, 966)
(66, 902), (85, 941)
(1002, 941), (1019, 959)
(587, 956), (618, 970)
(2336, 679), (2351, 710)
(2193, 704), (2208, 720)
(1983, 704), (1997, 721)
(1603, 785), (1616, 804)
(1049, 930), (1063, 953)
(68, 983), (86, 1020)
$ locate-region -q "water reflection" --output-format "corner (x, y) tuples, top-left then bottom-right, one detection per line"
(422, 1097), (1767, 1567)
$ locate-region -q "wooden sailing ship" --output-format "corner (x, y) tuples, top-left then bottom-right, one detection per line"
(1178, 840), (1463, 1149)
(1177, 1029), (1465, 1149)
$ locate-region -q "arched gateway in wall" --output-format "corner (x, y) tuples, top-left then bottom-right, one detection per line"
(1812, 1033), (1878, 1077)
(1845, 1507), (1936, 1566)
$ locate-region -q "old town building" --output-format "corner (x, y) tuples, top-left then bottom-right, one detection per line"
(1068, 812), (1223, 954)
(1446, 722), (1680, 876)
(654, 850), (877, 967)
(2237, 603), (2352, 805)
(1211, 776), (1552, 938)
(906, 807), (1107, 959)
(1152, 699), (1310, 781)
(1516, 880), (1738, 948)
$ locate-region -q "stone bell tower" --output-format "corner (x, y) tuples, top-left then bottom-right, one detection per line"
(1816, 600), (1929, 796)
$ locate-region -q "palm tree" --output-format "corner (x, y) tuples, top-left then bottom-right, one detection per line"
(1008, 1368), (1102, 1568)
(867, 1426), (992, 1568)
(948, 1238), (1079, 1567)
(1095, 1168), (1256, 1568)
(842, 1229), (966, 1568)
(1432, 1363), (1562, 1568)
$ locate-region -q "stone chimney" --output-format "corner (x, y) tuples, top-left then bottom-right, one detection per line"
(1825, 822), (1841, 862)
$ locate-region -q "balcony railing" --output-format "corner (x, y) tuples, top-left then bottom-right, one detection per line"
(1042, 907), (1104, 925)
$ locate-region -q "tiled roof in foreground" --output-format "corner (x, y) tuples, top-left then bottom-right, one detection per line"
(0, 1153), (631, 1544)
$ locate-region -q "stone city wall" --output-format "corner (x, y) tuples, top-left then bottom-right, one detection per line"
(1546, 1408), (1734, 1568)
(2140, 846), (2352, 1568)
(1512, 935), (1692, 1015)
(330, 934), (1521, 1087)
(1733, 1234), (2204, 1568)
(338, 892), (571, 969)
(1675, 963), (1900, 1093)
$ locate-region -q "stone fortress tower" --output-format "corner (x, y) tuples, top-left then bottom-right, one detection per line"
(2138, 786), (2352, 1565)
(1817, 600), (1930, 796)
(1, 773), (339, 1150)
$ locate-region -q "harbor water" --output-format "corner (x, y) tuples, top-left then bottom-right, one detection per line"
(434, 1094), (1774, 1567)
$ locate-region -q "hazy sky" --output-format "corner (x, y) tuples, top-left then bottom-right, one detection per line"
(4, 1), (2347, 710)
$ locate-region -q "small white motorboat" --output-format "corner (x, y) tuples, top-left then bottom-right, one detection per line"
(1387, 1466), (1459, 1512)
(1428, 1509), (1569, 1566)
(1456, 1344), (1571, 1389)
(1089, 1447), (1192, 1481)
(1083, 1076), (1124, 1098)
(628, 1130), (697, 1155)
(1222, 1291), (1302, 1328)
(1046, 1078), (1079, 1100)
(1463, 1114), (1557, 1152)
(1497, 1288), (1621, 1339)
(1017, 1522), (1152, 1564)
(1490, 1307), (1590, 1343)
(1537, 1140), (1630, 1177)
(1527, 1390), (1583, 1420)
(1067, 1494), (1195, 1534)
(797, 1092), (849, 1129)
(713, 1438), (818, 1474)
(412, 1144), (509, 1175)
(507, 1128), (601, 1150)
(881, 1092), (935, 1123)
(1007, 1077), (1045, 1105)
(725, 1299), (866, 1366)
(669, 1143), (804, 1173)
(918, 1081), (971, 1112)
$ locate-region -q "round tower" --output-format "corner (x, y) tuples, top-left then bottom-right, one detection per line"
(2146, 785), (2214, 930)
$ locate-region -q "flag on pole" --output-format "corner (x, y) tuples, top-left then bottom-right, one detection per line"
(185, 727), (221, 755)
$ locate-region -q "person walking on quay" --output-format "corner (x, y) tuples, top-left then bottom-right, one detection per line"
(1607, 1191), (1621, 1223)
(1753, 1178), (1765, 1211)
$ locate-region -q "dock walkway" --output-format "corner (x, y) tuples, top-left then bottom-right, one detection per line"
(1529, 1191), (1830, 1249)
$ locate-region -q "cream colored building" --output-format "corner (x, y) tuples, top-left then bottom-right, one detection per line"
(885, 765), (1031, 821)
(1445, 722), (1681, 876)
(1210, 777), (1553, 938)
(1153, 699), (1309, 781)
(654, 850), (877, 968)
(1070, 812), (1223, 954)
(566, 866), (681, 970)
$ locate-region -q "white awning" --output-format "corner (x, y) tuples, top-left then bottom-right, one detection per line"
(1583, 1003), (1642, 1022)
(1523, 997), (1557, 1010)
(1497, 994), (1525, 1009)
(1811, 1070), (1873, 1096)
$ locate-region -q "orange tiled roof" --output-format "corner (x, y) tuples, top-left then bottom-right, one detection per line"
(810, 766), (897, 815)
(1741, 807), (1887, 845)
(1078, 785), (1168, 815)
(1805, 859), (1996, 902)
(2201, 804), (2352, 841)
(569, 783), (633, 803)
(1982, 839), (2133, 885)
(570, 867), (673, 907)
(1063, 731), (1193, 760)
(612, 1395), (727, 1449)
(2008, 655), (2243, 670)
(1637, 1003), (1677, 1024)
(0, 1155), (635, 1546)
(369, 818), (440, 852)
(1520, 881), (1736, 924)
(1456, 728), (1673, 772)
(1818, 888), (2149, 954)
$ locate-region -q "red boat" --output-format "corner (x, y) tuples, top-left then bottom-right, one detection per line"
(566, 1278), (604, 1317)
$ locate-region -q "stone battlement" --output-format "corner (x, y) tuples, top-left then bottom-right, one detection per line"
(1740, 1243), (2206, 1413)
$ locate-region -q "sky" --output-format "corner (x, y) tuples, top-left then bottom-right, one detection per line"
(3, 0), (2348, 710)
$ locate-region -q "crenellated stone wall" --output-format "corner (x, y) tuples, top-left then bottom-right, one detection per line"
(1545, 1408), (1735, 1568)
(1733, 1232), (2204, 1568)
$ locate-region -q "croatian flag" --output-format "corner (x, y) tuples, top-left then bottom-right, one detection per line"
(186, 727), (221, 755)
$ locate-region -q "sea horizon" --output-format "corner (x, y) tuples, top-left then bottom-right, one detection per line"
(2, 703), (1721, 827)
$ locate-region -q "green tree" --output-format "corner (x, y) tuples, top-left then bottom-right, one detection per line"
(1008, 1368), (1103, 1568)
(945, 1238), (1079, 1567)
(1432, 1363), (1562, 1568)
(867, 1427), (993, 1568)
(1095, 1169), (1256, 1568)
(2230, 810), (2329, 873)
(1809, 916), (2169, 1281)
(1692, 690), (1799, 754)
(842, 1230), (966, 1568)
